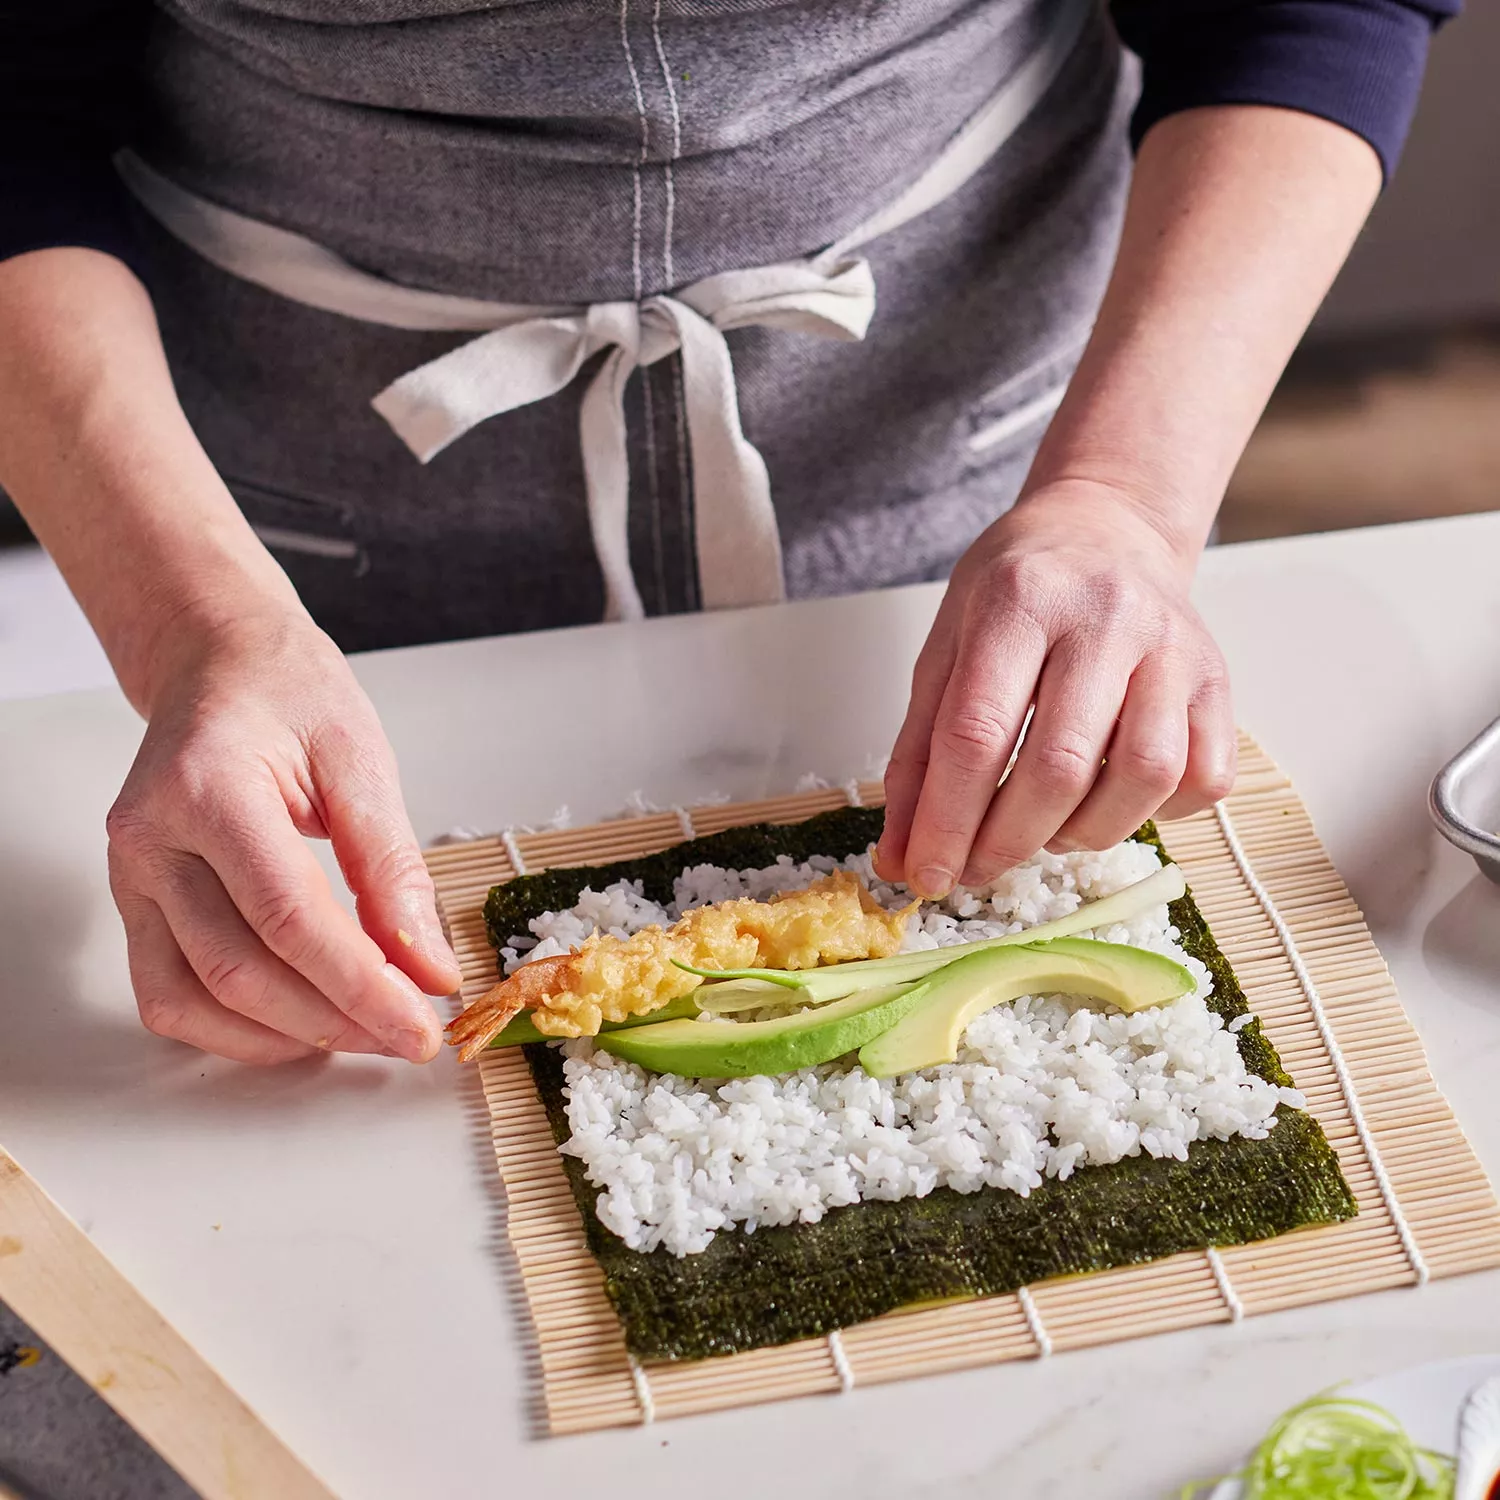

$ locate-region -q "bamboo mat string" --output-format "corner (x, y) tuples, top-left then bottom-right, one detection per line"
(1213, 800), (1430, 1286)
(842, 779), (863, 808)
(673, 806), (697, 840)
(1017, 1286), (1052, 1357)
(500, 828), (528, 876)
(1206, 1247), (1244, 1322)
(627, 1354), (656, 1425)
(827, 1330), (856, 1393)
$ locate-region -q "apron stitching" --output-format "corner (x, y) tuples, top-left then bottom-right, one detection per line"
(642, 364), (668, 614)
(647, 0), (681, 605)
(672, 358), (697, 610)
(966, 382), (1066, 455)
(648, 0), (683, 288)
(618, 0), (651, 301)
(973, 320), (1092, 409)
(250, 524), (361, 563)
(621, 0), (669, 610)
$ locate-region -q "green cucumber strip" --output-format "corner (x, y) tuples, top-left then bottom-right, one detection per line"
(485, 992), (702, 1049)
(695, 978), (811, 1015)
(671, 960), (804, 988)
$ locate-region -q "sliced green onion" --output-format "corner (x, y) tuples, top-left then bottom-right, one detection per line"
(1179, 1391), (1455, 1499)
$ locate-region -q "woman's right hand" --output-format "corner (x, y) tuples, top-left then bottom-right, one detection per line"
(0, 250), (460, 1065)
(105, 607), (462, 1064)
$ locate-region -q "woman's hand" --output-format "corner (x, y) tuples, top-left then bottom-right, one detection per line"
(0, 249), (460, 1064)
(876, 104), (1385, 894)
(875, 482), (1236, 896)
(105, 608), (461, 1064)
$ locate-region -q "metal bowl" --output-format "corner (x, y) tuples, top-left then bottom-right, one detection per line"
(1430, 715), (1500, 885)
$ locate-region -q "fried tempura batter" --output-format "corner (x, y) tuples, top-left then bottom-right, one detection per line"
(448, 871), (916, 1059)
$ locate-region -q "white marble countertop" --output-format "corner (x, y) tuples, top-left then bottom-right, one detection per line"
(1, 512), (1498, 1499)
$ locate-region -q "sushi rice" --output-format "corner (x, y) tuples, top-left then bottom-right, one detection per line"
(502, 840), (1303, 1257)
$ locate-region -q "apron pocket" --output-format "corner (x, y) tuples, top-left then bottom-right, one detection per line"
(225, 475), (371, 579)
(965, 326), (1090, 461)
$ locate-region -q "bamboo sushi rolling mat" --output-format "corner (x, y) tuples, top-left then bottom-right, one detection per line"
(425, 733), (1500, 1436)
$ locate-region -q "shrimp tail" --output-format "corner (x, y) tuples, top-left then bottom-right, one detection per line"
(446, 953), (574, 1061)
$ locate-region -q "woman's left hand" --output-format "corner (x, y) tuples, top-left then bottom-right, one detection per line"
(874, 100), (1390, 896)
(874, 480), (1237, 896)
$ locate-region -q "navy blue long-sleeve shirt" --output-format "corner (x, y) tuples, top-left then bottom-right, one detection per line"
(0, 0), (1462, 280)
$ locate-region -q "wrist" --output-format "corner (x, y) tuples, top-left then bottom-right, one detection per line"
(8, 373), (312, 719)
(1010, 474), (1209, 581)
(0, 249), (321, 718)
(127, 584), (325, 720)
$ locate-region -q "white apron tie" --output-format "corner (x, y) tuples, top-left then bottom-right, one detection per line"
(116, 0), (1089, 621)
(367, 266), (875, 618)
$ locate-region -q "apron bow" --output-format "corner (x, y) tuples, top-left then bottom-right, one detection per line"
(369, 256), (876, 620)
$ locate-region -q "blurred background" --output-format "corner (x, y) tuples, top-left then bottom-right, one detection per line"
(2, 1), (1498, 696)
(1218, 0), (1500, 544)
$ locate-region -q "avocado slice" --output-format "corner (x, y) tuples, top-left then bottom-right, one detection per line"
(683, 863), (1189, 1010)
(486, 993), (702, 1049)
(857, 937), (1197, 1079)
(595, 981), (928, 1078)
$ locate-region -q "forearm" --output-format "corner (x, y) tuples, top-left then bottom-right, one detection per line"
(1025, 104), (1383, 562)
(0, 247), (305, 715)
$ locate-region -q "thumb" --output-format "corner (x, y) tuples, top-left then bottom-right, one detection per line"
(312, 722), (463, 998)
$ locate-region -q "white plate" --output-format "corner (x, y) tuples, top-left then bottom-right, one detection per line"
(1208, 1355), (1500, 1498)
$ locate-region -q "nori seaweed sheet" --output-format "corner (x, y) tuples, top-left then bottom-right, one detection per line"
(485, 809), (1356, 1360)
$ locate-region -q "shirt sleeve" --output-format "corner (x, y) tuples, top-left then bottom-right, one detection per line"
(1110, 0), (1462, 182)
(0, 1), (151, 273)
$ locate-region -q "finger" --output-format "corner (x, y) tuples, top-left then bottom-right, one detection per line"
(114, 879), (321, 1065)
(310, 721), (462, 996)
(901, 609), (1049, 897)
(876, 613), (959, 884)
(1050, 659), (1190, 853)
(185, 779), (443, 1063)
(147, 851), (393, 1055)
(960, 639), (1133, 886)
(1156, 662), (1238, 822)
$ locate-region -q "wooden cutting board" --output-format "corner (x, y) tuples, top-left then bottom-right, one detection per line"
(0, 1147), (335, 1500)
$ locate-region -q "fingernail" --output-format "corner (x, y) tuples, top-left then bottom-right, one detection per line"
(378, 964), (443, 1061)
(342, 1029), (391, 1056)
(395, 1026), (440, 1063)
(397, 900), (462, 986)
(379, 1023), (437, 1064)
(394, 920), (460, 993)
(913, 866), (954, 900)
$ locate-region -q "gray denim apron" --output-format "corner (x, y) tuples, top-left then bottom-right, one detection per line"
(124, 0), (1134, 651)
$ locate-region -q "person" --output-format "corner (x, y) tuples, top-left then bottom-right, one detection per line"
(0, 0), (1455, 1066)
